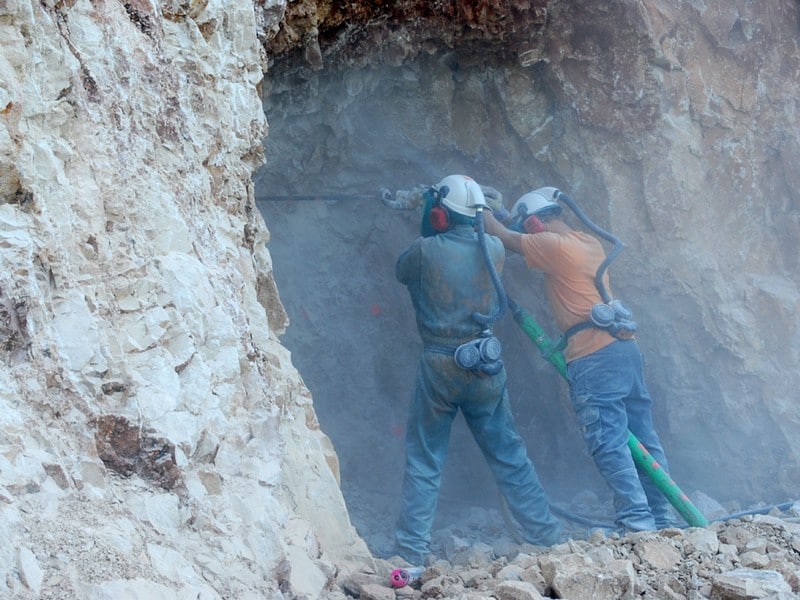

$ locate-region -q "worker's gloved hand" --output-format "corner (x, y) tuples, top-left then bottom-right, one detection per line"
(480, 185), (503, 211)
(480, 186), (511, 223)
(381, 185), (428, 210)
(491, 205), (512, 223)
(482, 210), (504, 236)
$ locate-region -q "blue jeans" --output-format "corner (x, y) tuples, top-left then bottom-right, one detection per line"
(567, 340), (674, 531)
(395, 350), (561, 564)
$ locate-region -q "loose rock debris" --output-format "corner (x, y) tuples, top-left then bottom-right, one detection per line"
(334, 511), (800, 599)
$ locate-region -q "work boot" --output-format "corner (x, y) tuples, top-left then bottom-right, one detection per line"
(605, 468), (657, 532)
(653, 505), (680, 530)
(390, 540), (430, 569)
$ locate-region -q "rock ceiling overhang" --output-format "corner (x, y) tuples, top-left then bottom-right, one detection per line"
(264, 0), (550, 70)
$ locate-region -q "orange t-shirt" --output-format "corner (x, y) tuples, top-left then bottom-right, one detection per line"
(520, 230), (616, 362)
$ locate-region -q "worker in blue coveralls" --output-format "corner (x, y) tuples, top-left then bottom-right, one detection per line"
(393, 174), (561, 566)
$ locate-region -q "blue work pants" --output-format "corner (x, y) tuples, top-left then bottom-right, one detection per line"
(567, 339), (674, 531)
(395, 350), (561, 564)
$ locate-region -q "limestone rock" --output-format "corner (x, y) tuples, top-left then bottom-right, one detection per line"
(0, 0), (370, 597)
(711, 568), (792, 600)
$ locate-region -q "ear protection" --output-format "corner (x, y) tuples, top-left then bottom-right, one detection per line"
(510, 213), (547, 234)
(429, 185), (451, 233)
(522, 214), (547, 234)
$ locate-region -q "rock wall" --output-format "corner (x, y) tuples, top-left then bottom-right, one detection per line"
(544, 0), (800, 500)
(0, 0), (369, 598)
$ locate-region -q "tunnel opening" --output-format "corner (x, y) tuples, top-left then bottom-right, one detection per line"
(253, 50), (621, 551)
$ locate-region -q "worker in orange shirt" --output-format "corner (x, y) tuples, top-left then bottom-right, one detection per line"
(484, 187), (675, 533)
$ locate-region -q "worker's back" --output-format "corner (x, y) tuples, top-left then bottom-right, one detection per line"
(396, 224), (504, 347)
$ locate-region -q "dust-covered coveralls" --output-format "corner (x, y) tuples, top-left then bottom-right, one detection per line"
(394, 222), (561, 565)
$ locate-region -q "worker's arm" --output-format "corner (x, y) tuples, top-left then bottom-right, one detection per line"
(483, 210), (524, 255)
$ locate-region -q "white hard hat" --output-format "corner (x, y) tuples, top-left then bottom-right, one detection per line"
(511, 186), (562, 220)
(437, 174), (486, 217)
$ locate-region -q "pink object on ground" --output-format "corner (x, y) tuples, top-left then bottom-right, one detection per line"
(389, 566), (424, 588)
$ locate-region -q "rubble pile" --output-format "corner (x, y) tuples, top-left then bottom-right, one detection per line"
(336, 511), (800, 599)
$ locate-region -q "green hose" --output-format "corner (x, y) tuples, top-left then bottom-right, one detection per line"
(509, 300), (708, 527)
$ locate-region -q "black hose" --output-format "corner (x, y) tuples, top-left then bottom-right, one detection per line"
(472, 209), (508, 326)
(550, 503), (615, 529)
(555, 191), (624, 304)
(711, 501), (797, 523)
(256, 194), (377, 202)
(528, 500), (800, 533)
